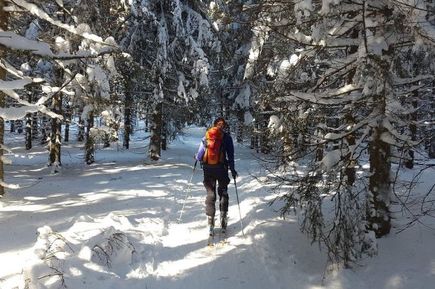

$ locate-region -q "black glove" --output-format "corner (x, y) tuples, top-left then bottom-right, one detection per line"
(231, 169), (238, 179)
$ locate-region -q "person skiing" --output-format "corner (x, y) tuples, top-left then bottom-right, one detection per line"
(196, 117), (238, 235)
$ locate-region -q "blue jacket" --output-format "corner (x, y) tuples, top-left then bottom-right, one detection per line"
(196, 131), (235, 171)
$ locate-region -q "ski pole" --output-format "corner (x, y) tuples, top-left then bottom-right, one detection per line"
(178, 160), (197, 223)
(234, 177), (245, 236)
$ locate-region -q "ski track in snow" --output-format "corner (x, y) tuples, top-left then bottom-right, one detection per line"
(1, 125), (435, 289)
(0, 126), (299, 289)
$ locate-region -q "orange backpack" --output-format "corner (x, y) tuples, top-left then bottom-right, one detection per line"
(202, 127), (224, 165)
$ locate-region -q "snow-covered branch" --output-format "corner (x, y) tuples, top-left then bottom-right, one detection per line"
(9, 0), (116, 46)
(0, 32), (120, 58)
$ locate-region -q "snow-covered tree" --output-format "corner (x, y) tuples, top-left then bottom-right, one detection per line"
(1, 0), (122, 171)
(120, 0), (217, 160)
(246, 0), (435, 265)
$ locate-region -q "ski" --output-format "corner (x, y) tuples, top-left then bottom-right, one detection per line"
(207, 218), (229, 247)
(207, 229), (229, 247)
(218, 228), (229, 245)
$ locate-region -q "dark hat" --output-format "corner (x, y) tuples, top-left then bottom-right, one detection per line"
(213, 117), (226, 126)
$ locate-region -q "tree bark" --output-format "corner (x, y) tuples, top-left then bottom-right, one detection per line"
(123, 90), (132, 149)
(25, 91), (33, 150)
(368, 123), (392, 237)
(345, 113), (356, 186)
(430, 80), (435, 158)
(25, 113), (32, 150)
(77, 115), (85, 141)
(40, 115), (49, 144)
(16, 120), (23, 133)
(31, 112), (38, 139)
(404, 90), (418, 168)
(260, 113), (270, 154)
(85, 111), (95, 164)
(49, 92), (62, 171)
(149, 102), (162, 161)
(64, 103), (71, 142)
(161, 104), (166, 151)
(48, 67), (63, 171)
(236, 109), (244, 144)
(0, 0), (8, 195)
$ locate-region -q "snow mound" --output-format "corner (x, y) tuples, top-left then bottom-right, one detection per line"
(21, 216), (137, 289)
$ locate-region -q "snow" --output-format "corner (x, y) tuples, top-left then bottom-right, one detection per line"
(0, 89), (62, 120)
(321, 149), (341, 170)
(12, 0), (104, 44)
(1, 125), (435, 289)
(320, 0), (341, 15)
(0, 31), (54, 57)
(244, 111), (254, 126)
(234, 84), (251, 108)
(86, 65), (111, 99)
(267, 115), (282, 132)
(244, 26), (269, 79)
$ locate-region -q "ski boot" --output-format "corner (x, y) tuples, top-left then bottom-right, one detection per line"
(208, 216), (215, 236)
(220, 212), (228, 233)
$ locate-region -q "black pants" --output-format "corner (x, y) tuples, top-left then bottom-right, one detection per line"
(203, 166), (230, 217)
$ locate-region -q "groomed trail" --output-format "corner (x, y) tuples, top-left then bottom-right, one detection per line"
(0, 126), (327, 289)
(2, 126), (433, 289)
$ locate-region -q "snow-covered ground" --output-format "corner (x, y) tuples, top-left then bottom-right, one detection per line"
(1, 125), (434, 289)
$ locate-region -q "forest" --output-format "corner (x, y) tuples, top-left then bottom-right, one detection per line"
(1, 0), (435, 274)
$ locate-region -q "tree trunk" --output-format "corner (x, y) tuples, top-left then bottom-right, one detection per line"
(161, 104), (166, 151)
(49, 93), (62, 172)
(77, 116), (85, 141)
(368, 124), (392, 238)
(0, 0), (8, 195)
(85, 111), (95, 164)
(25, 91), (33, 150)
(250, 117), (259, 152)
(345, 113), (356, 186)
(429, 80), (435, 158)
(25, 113), (32, 150)
(260, 113), (270, 154)
(236, 109), (244, 144)
(32, 112), (38, 139)
(64, 103), (71, 142)
(40, 115), (49, 144)
(149, 102), (162, 161)
(404, 90), (418, 168)
(144, 106), (149, 132)
(123, 90), (132, 149)
(16, 120), (23, 133)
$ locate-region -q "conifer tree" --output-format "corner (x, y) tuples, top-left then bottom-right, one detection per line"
(243, 0), (435, 264)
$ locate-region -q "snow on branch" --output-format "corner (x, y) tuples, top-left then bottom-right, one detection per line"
(0, 79), (32, 89)
(2, 89), (62, 120)
(393, 74), (434, 86)
(283, 84), (362, 105)
(382, 117), (419, 146)
(10, 0), (113, 46)
(0, 31), (54, 56)
(0, 59), (42, 83)
(392, 0), (435, 46)
(0, 32), (120, 59)
(311, 55), (358, 91)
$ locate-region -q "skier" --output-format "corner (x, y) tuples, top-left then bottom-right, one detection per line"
(196, 117), (238, 235)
